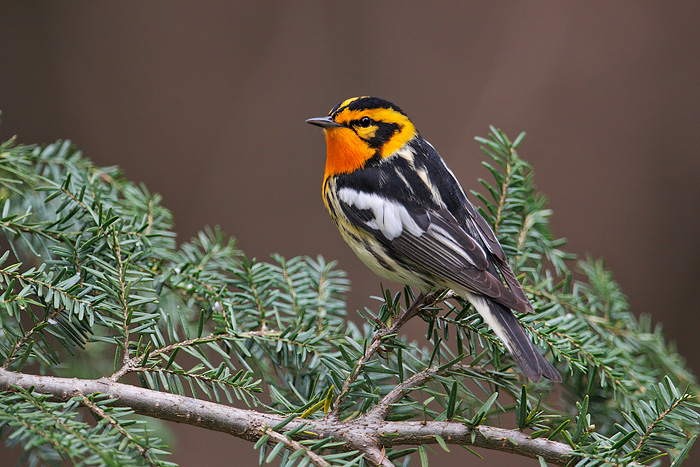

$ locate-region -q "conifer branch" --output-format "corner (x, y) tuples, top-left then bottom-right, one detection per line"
(368, 365), (446, 421)
(261, 428), (332, 467)
(0, 368), (578, 466)
(114, 237), (131, 368)
(1, 132), (696, 466)
(80, 395), (159, 467)
(329, 291), (439, 420)
(2, 307), (62, 369)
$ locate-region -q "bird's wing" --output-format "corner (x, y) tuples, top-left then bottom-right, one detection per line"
(336, 186), (531, 314)
(461, 198), (534, 312)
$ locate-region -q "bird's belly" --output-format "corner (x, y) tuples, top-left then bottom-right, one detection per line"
(336, 221), (434, 291)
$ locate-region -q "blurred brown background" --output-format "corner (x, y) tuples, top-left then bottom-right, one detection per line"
(1, 2), (699, 466)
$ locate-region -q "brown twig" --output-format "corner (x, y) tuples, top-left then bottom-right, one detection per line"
(328, 291), (434, 420)
(262, 427), (331, 467)
(80, 395), (158, 467)
(367, 365), (447, 422)
(0, 368), (579, 466)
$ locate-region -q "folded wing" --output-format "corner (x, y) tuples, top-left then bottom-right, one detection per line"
(336, 187), (532, 314)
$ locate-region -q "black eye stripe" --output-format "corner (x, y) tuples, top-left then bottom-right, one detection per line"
(366, 122), (401, 148)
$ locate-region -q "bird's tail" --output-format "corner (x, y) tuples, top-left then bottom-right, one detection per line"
(464, 292), (561, 382)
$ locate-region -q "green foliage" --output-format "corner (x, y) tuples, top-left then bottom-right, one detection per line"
(0, 387), (174, 467)
(0, 129), (697, 466)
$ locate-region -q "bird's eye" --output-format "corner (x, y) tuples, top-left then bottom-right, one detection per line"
(359, 117), (372, 128)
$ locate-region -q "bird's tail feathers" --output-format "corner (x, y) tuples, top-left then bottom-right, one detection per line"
(463, 292), (561, 382)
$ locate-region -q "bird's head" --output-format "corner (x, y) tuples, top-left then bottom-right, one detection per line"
(307, 96), (417, 179)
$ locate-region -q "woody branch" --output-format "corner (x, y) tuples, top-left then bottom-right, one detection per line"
(0, 368), (577, 466)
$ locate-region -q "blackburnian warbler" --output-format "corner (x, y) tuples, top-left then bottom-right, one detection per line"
(307, 96), (560, 382)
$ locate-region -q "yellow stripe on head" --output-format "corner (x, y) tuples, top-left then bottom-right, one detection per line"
(327, 96), (370, 117)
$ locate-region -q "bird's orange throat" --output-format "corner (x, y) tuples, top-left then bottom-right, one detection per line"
(323, 128), (374, 180)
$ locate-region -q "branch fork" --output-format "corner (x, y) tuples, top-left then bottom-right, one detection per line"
(0, 367), (575, 466)
(0, 288), (575, 466)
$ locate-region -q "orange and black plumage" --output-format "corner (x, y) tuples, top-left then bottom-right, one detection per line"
(307, 96), (560, 382)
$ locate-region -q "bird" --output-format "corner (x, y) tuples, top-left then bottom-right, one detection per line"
(306, 96), (560, 382)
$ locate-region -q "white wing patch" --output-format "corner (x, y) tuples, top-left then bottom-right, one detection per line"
(338, 188), (424, 240)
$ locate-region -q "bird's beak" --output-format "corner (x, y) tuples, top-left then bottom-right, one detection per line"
(305, 116), (343, 128)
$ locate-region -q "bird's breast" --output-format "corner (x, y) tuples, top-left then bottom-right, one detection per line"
(323, 128), (374, 179)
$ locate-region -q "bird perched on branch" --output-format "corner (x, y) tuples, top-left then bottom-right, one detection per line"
(307, 96), (560, 382)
